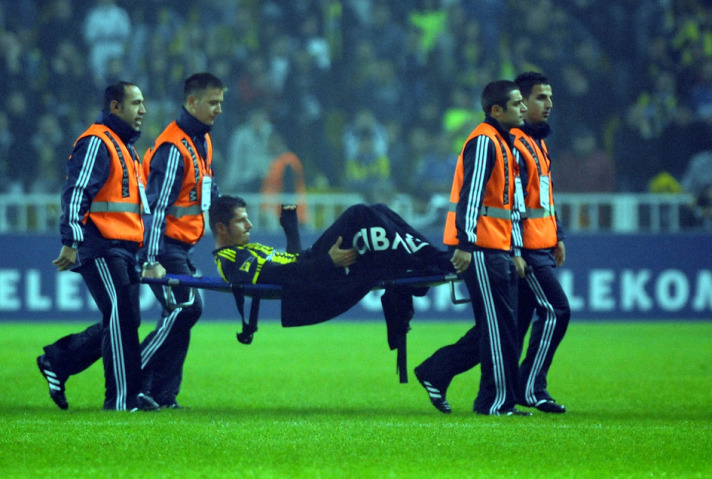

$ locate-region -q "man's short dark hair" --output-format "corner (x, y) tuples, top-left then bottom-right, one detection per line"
(515, 72), (549, 99)
(184, 72), (226, 102)
(103, 81), (136, 110)
(481, 80), (519, 114)
(209, 195), (247, 234)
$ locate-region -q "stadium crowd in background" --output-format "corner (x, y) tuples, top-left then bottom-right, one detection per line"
(1, 0), (711, 204)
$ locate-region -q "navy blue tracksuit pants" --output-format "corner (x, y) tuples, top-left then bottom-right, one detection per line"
(517, 261), (570, 406)
(42, 254), (143, 410)
(415, 249), (520, 415)
(140, 239), (202, 406)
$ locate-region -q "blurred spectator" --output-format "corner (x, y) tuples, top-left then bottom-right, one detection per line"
(681, 150), (712, 199)
(0, 111), (12, 193)
(680, 150), (712, 230)
(37, 0), (80, 57)
(261, 132), (310, 225)
(6, 89), (35, 192)
(279, 48), (332, 186)
(384, 120), (409, 194)
(83, 0), (132, 87)
(265, 34), (295, 97)
(300, 12), (331, 71)
(408, 0), (448, 57)
(461, 0), (509, 68)
(223, 108), (275, 194)
(442, 86), (481, 154)
(342, 108), (392, 202)
(556, 128), (615, 192)
(29, 113), (67, 193)
(412, 129), (457, 203)
(681, 184), (712, 230)
(612, 103), (658, 192)
(634, 71), (679, 140)
(689, 59), (712, 122)
(656, 105), (712, 181)
(370, 3), (408, 59)
(365, 59), (406, 123)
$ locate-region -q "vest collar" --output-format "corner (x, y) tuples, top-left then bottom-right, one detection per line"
(521, 121), (552, 140)
(177, 107), (212, 139)
(484, 115), (514, 148)
(97, 110), (141, 146)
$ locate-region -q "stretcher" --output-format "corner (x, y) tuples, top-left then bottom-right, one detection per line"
(142, 272), (468, 383)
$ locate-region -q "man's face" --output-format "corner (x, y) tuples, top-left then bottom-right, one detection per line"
(222, 207), (252, 246)
(112, 85), (146, 131)
(187, 87), (224, 125)
(498, 89), (527, 129)
(523, 84), (553, 125)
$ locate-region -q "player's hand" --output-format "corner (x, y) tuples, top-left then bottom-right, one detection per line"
(280, 204), (298, 229)
(328, 236), (357, 268)
(553, 241), (566, 267)
(513, 256), (528, 278)
(142, 262), (166, 279)
(53, 245), (77, 271)
(451, 249), (471, 274)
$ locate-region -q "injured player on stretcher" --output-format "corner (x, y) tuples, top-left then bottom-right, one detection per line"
(208, 195), (455, 356)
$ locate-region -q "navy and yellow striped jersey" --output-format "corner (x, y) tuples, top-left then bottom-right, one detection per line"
(214, 243), (299, 284)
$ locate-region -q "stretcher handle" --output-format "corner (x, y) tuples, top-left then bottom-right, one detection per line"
(163, 284), (196, 310)
(450, 280), (471, 304)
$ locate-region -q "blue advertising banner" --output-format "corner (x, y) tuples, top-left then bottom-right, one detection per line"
(1, 232), (711, 321)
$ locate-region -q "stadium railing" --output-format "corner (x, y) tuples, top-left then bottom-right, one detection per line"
(0, 192), (696, 234)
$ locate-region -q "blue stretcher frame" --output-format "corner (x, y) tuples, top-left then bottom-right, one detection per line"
(141, 273), (468, 383)
(142, 273), (468, 309)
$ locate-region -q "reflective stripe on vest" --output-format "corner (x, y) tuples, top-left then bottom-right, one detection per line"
(448, 201), (512, 220)
(168, 204), (202, 218)
(90, 202), (142, 214)
(525, 205), (555, 219)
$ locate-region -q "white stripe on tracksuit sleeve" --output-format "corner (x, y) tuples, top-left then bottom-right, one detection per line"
(144, 144), (184, 262)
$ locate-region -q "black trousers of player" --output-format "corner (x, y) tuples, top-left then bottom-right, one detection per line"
(517, 262), (570, 406)
(309, 204), (452, 275)
(42, 255), (142, 410)
(140, 239), (202, 406)
(416, 249), (520, 415)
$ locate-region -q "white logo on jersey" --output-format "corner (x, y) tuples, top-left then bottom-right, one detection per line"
(352, 227), (430, 255)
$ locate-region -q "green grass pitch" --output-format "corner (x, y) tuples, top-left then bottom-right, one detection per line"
(1, 320), (711, 478)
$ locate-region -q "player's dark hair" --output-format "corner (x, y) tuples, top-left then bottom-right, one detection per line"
(515, 71), (549, 99)
(103, 81), (137, 111)
(481, 80), (519, 114)
(183, 72), (226, 102)
(209, 195), (247, 234)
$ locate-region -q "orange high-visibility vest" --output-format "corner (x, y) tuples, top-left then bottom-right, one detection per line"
(261, 151), (310, 222)
(443, 122), (516, 251)
(76, 124), (145, 244)
(511, 128), (558, 249)
(143, 122), (213, 245)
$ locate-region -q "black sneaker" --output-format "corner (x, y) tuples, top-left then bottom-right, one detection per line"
(476, 408), (533, 416)
(160, 401), (189, 410)
(131, 393), (161, 412)
(503, 408), (533, 416)
(414, 368), (451, 414)
(534, 399), (566, 414)
(37, 354), (68, 410)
